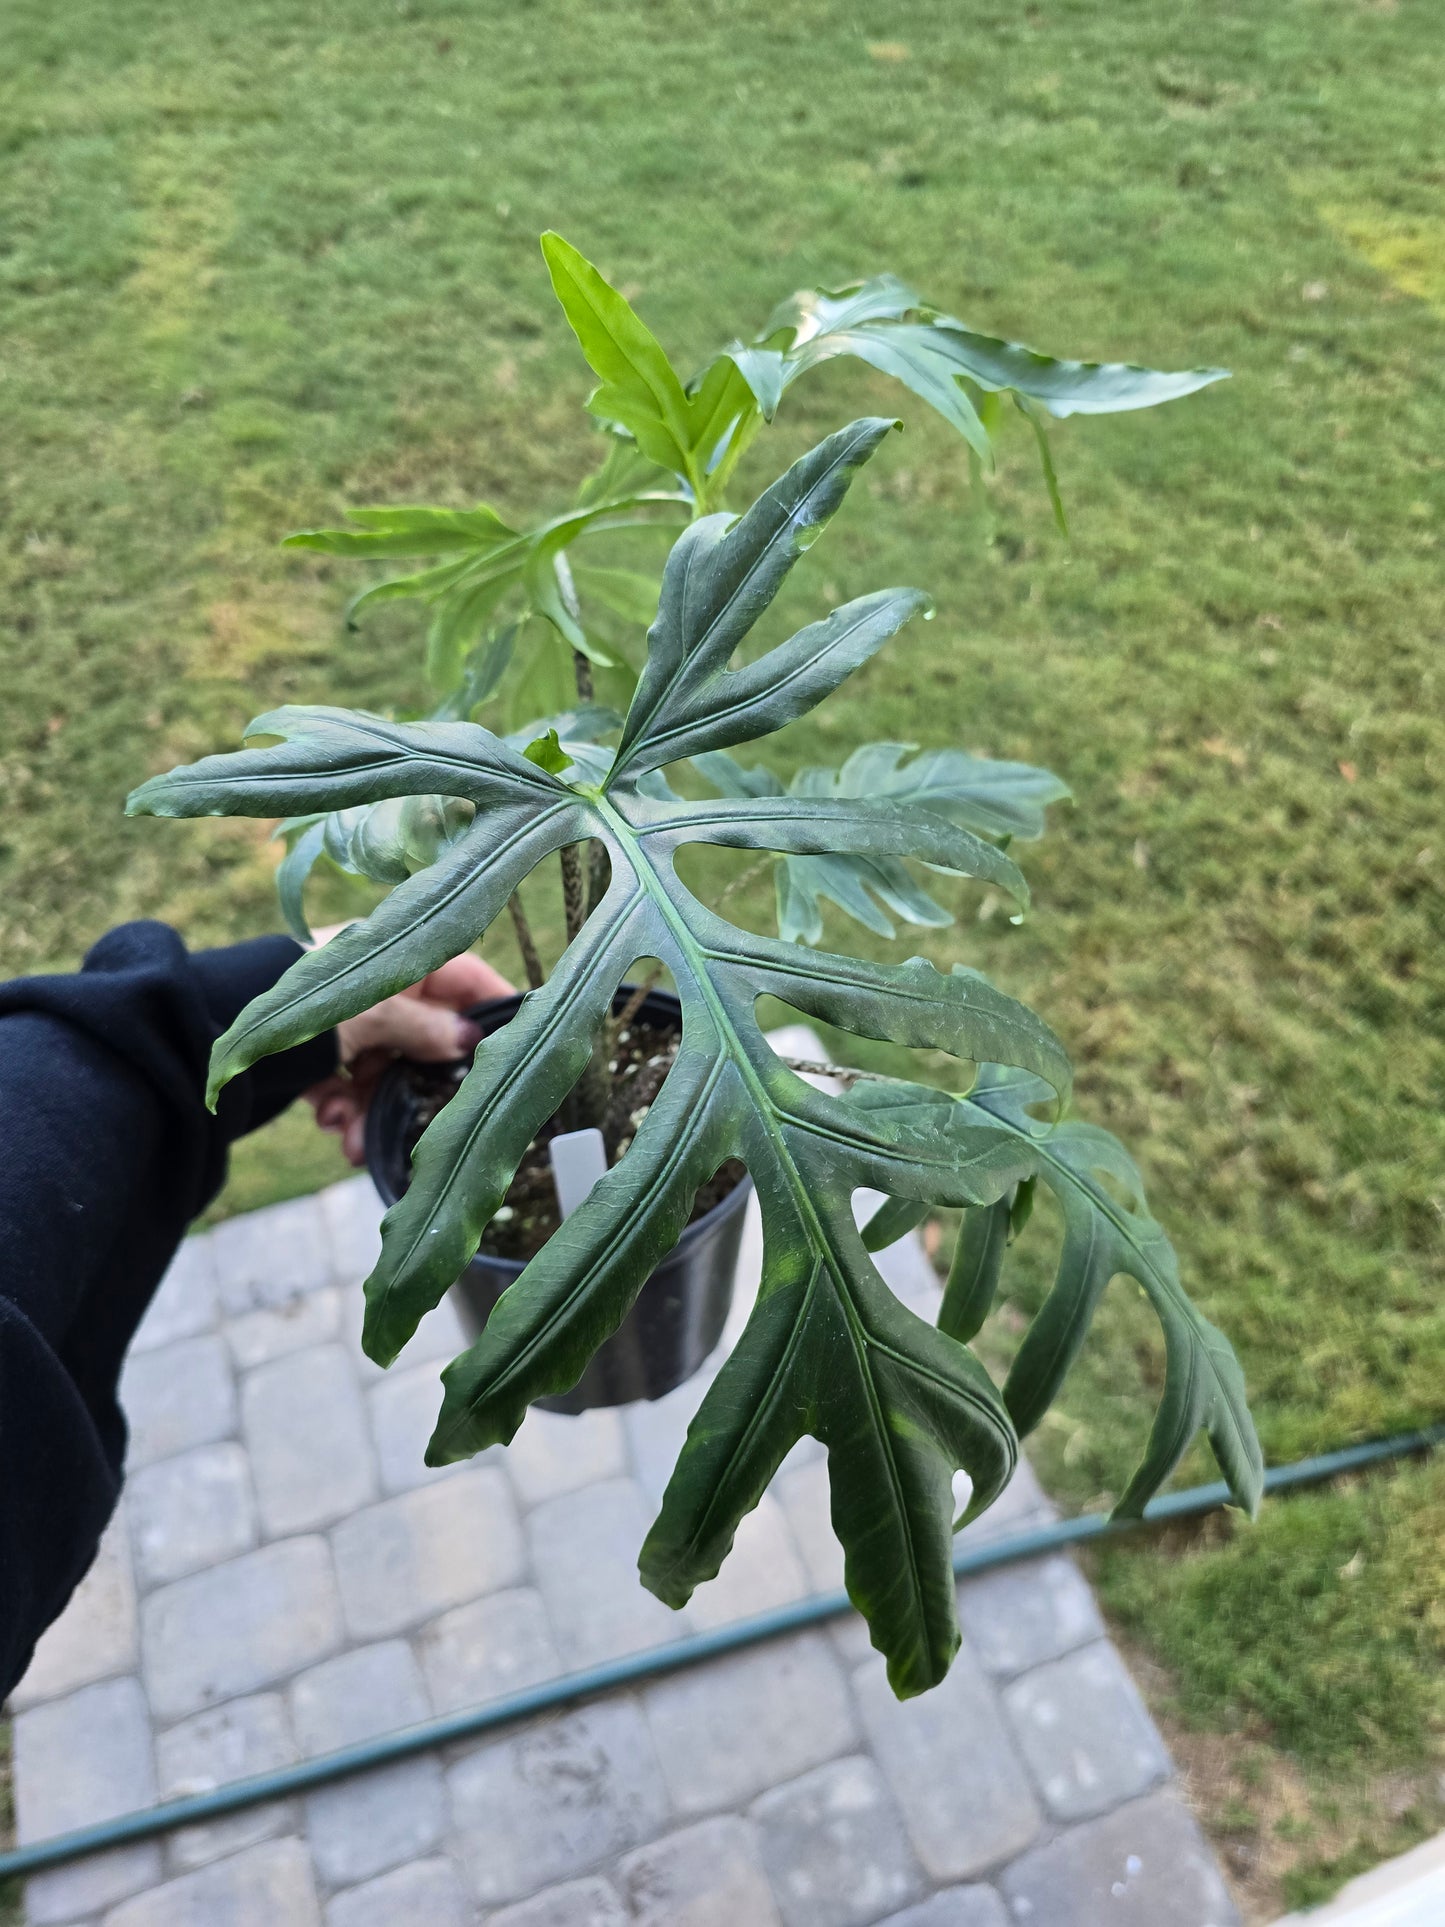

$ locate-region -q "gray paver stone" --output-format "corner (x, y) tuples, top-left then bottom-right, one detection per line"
(877, 1889), (1010, 1927)
(1002, 1640), (1171, 1822)
(622, 1372), (710, 1509)
(854, 1648), (1041, 1879)
(15, 1677), (160, 1923)
(11, 1511), (136, 1709)
(320, 1177), (383, 1286)
(128, 1441), (257, 1588)
(244, 1343), (377, 1537)
(120, 1334), (236, 1469)
(156, 1691), (297, 1872)
(485, 1879), (627, 1927)
(291, 1640), (429, 1753)
(367, 1359), (470, 1494)
(131, 1233), (218, 1354)
(448, 1698), (668, 1906)
(331, 1468), (524, 1638)
(326, 1856), (471, 1927)
(14, 1674), (156, 1838)
(773, 1456), (845, 1592)
(506, 1404), (627, 1506)
(289, 1647), (448, 1890)
(213, 1193), (333, 1314)
(306, 1758), (447, 1890)
(959, 1554), (1104, 1679)
(27, 1843), (162, 1927)
(998, 1790), (1241, 1926)
(100, 1836), (322, 1926)
(227, 1286), (342, 1372)
(619, 1815), (783, 1927)
(751, 1756), (924, 1927)
(142, 1537), (342, 1720)
(644, 1633), (855, 1813)
(528, 1478), (685, 1664)
(419, 1587), (561, 1714)
(684, 1492), (810, 1629)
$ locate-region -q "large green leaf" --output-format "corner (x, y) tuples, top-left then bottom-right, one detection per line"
(287, 489), (685, 688)
(130, 423), (1256, 1696)
(941, 1063), (1264, 1520)
(728, 270), (1229, 503)
(695, 740), (1070, 945)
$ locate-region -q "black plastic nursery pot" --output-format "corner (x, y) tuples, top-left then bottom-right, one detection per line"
(365, 987), (751, 1414)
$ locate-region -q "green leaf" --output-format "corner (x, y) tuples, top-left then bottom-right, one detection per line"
(522, 728), (573, 776)
(1015, 395), (1068, 535)
(614, 417), (903, 777)
(958, 1065), (1264, 1518)
(132, 426), (1254, 1697)
(820, 742), (1071, 841)
(861, 1193), (931, 1251)
(283, 504), (518, 558)
(764, 273), (924, 346)
(430, 624), (522, 721)
(699, 741), (1069, 946)
(542, 231), (698, 485)
(272, 816), (328, 945)
(760, 275), (1227, 507)
(920, 317), (1230, 418)
(939, 1195), (1013, 1346)
(786, 323), (993, 462)
(570, 564), (661, 626)
(712, 343), (787, 422)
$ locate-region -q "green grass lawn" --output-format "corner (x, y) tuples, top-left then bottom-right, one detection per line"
(2, 0), (1441, 1911)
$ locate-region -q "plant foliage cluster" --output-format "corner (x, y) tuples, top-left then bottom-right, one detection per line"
(130, 238), (1259, 1696)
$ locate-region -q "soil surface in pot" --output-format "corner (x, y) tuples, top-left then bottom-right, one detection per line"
(392, 1016), (746, 1263)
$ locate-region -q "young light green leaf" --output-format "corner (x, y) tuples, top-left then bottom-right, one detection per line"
(542, 231), (698, 485)
(284, 504), (518, 558)
(522, 728), (574, 776)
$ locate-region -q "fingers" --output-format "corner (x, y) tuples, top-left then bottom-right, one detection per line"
(415, 952), (513, 1008)
(303, 930), (509, 1170)
(306, 1077), (368, 1169)
(338, 994), (482, 1067)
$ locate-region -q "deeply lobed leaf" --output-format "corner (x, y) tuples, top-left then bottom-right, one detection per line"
(130, 420), (1256, 1698)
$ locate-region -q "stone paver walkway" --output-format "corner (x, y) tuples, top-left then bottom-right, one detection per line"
(11, 1041), (1239, 1927)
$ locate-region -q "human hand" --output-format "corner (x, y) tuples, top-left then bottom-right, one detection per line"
(303, 927), (513, 1165)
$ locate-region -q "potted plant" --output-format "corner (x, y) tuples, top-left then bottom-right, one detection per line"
(129, 237), (1262, 1698)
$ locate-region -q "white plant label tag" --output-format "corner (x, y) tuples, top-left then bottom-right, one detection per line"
(548, 1127), (608, 1221)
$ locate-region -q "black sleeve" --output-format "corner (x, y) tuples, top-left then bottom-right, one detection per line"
(0, 920), (337, 1699)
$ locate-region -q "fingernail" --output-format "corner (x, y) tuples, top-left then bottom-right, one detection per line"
(454, 1018), (483, 1056)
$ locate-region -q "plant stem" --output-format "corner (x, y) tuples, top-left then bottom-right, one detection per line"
(560, 843), (587, 944)
(507, 891), (545, 990)
(613, 961), (665, 1036)
(568, 634), (611, 917)
(716, 854), (773, 909)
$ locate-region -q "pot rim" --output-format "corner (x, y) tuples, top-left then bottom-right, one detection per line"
(365, 984), (753, 1268)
